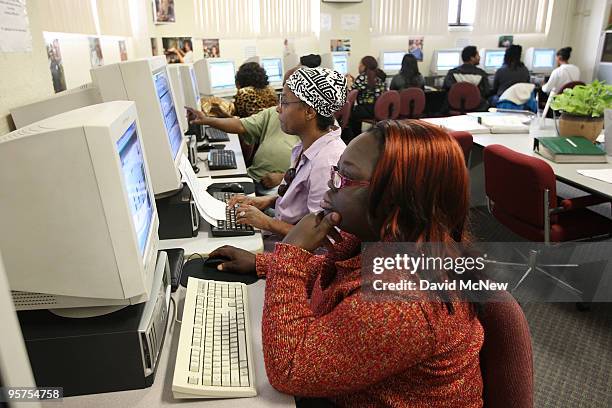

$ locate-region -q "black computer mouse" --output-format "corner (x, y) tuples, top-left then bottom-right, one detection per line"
(203, 257), (228, 269)
(220, 183), (245, 193)
(180, 257), (259, 286)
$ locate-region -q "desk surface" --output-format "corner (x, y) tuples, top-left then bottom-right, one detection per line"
(196, 133), (249, 178)
(471, 120), (612, 199)
(50, 280), (295, 407)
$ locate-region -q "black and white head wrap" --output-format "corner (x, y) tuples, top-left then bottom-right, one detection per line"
(286, 67), (347, 118)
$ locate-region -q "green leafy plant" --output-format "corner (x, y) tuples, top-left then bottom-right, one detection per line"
(551, 80), (612, 117)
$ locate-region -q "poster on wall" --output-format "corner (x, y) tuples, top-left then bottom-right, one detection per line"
(283, 38), (295, 56)
(330, 39), (351, 54)
(202, 39), (220, 58)
(153, 0), (175, 24)
(88, 37), (104, 67)
(320, 13), (331, 31)
(408, 37), (424, 61)
(151, 38), (158, 55)
(340, 14), (360, 31)
(119, 40), (128, 61)
(0, 0), (32, 52)
(498, 35), (513, 48)
(162, 37), (193, 63)
(44, 37), (66, 93)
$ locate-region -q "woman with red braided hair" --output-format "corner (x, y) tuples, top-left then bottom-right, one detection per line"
(210, 120), (484, 407)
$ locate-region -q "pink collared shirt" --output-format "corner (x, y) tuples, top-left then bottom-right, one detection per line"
(274, 126), (346, 225)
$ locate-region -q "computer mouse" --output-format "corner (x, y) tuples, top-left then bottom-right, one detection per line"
(203, 257), (228, 269)
(220, 183), (245, 193)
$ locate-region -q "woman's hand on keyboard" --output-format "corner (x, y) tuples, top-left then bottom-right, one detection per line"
(235, 204), (272, 231)
(228, 195), (273, 211)
(208, 246), (256, 275)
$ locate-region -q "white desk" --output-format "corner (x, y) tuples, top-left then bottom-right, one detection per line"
(471, 121), (612, 200)
(50, 280), (295, 408)
(159, 177), (264, 257)
(196, 133), (249, 178)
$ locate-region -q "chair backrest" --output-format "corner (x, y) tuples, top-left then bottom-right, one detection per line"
(483, 145), (557, 235)
(558, 81), (585, 94)
(399, 88), (426, 118)
(448, 82), (481, 114)
(335, 89), (358, 129)
(480, 291), (534, 408)
(448, 131), (473, 165)
(374, 90), (401, 121)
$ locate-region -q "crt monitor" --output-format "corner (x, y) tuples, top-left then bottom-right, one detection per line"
(167, 64), (189, 134)
(193, 58), (236, 96)
(178, 64), (201, 110)
(380, 51), (406, 75)
(321, 52), (349, 75)
(525, 48), (556, 74)
(481, 49), (506, 73)
(0, 101), (159, 315)
(91, 57), (185, 197)
(261, 57), (284, 85)
(430, 49), (462, 75)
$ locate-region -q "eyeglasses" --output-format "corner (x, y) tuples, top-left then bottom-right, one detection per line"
(330, 166), (370, 190)
(279, 94), (303, 107)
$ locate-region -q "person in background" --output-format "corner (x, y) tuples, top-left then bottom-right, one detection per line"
(444, 45), (490, 109)
(300, 54), (322, 68)
(208, 120), (484, 407)
(491, 45), (530, 104)
(347, 56), (387, 142)
(233, 62), (278, 118)
(168, 39), (194, 63)
(223, 67), (347, 237)
(390, 54), (425, 91)
(542, 47), (581, 94)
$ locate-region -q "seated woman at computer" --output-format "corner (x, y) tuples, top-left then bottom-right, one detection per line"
(226, 67), (347, 237)
(490, 45), (531, 105)
(209, 120), (484, 406)
(542, 47), (580, 94)
(346, 56), (387, 142)
(443, 46), (490, 110)
(390, 54), (424, 91)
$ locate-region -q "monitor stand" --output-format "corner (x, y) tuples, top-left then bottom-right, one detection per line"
(49, 305), (126, 318)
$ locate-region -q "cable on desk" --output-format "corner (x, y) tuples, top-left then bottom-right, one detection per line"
(170, 296), (181, 324)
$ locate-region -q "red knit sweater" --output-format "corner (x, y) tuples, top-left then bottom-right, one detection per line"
(256, 233), (484, 408)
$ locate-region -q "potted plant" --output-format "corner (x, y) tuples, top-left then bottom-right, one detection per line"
(551, 80), (612, 142)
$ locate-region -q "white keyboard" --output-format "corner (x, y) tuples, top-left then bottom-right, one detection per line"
(172, 278), (257, 398)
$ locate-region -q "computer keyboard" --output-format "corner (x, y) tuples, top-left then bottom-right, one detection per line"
(208, 150), (237, 170)
(211, 192), (255, 237)
(206, 127), (230, 142)
(172, 278), (257, 399)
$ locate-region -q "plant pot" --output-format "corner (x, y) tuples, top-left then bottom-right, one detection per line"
(558, 113), (604, 142)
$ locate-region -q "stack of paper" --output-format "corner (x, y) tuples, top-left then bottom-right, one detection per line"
(479, 116), (529, 134)
(576, 169), (612, 184)
(422, 116), (490, 134)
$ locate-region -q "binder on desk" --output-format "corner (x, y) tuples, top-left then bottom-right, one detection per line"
(534, 136), (607, 163)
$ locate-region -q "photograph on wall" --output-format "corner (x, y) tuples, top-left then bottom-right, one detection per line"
(119, 40), (128, 61)
(202, 39), (220, 58)
(151, 38), (158, 55)
(330, 39), (351, 53)
(283, 38), (295, 56)
(162, 37), (193, 63)
(498, 35), (514, 48)
(44, 37), (66, 93)
(408, 37), (424, 61)
(88, 37), (104, 67)
(153, 0), (175, 24)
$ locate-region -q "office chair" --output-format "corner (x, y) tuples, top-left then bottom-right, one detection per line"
(398, 88), (426, 119)
(447, 82), (481, 115)
(448, 130), (473, 165)
(335, 89), (358, 129)
(362, 91), (401, 125)
(480, 291), (533, 408)
(483, 145), (612, 293)
(558, 81), (585, 94)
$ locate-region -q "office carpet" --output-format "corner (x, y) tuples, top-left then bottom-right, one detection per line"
(469, 204), (612, 408)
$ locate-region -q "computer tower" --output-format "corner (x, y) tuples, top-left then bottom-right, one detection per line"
(156, 183), (200, 239)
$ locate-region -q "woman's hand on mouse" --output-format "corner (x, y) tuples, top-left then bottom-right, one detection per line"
(208, 246), (256, 275)
(235, 204), (272, 231)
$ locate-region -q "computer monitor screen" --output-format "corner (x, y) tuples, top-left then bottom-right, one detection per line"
(533, 49), (555, 68)
(484, 51), (505, 69)
(383, 52), (405, 72)
(437, 51), (460, 71)
(601, 32), (612, 63)
(262, 58), (283, 83)
(209, 61), (235, 90)
(333, 55), (348, 75)
(153, 71), (182, 159)
(116, 122), (154, 256)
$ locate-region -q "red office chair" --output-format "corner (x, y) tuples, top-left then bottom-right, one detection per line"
(483, 145), (612, 243)
(399, 88), (426, 119)
(558, 81), (585, 94)
(335, 89), (358, 129)
(480, 291), (533, 408)
(448, 82), (481, 115)
(448, 131), (473, 165)
(362, 91), (401, 126)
